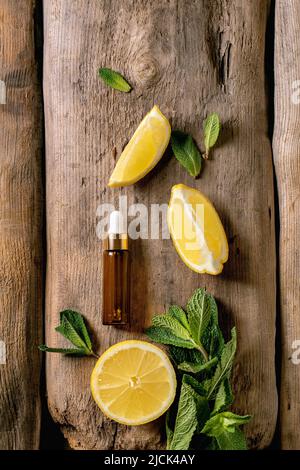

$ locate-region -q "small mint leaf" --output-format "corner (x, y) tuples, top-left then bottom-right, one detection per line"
(182, 374), (207, 397)
(171, 131), (201, 177)
(203, 113), (220, 159)
(151, 314), (194, 343)
(212, 378), (234, 415)
(98, 67), (131, 92)
(56, 320), (89, 353)
(178, 356), (218, 374)
(60, 310), (92, 350)
(168, 305), (191, 332)
(187, 288), (212, 345)
(145, 326), (195, 350)
(205, 327), (237, 399)
(38, 345), (87, 356)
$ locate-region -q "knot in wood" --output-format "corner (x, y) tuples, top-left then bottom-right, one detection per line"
(133, 54), (160, 87)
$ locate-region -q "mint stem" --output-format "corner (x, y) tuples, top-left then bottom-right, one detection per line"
(193, 341), (209, 362)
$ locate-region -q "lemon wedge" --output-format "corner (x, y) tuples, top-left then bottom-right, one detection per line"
(90, 340), (176, 425)
(168, 184), (229, 275)
(108, 106), (171, 187)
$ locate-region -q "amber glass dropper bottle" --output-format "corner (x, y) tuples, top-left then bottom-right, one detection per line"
(102, 210), (130, 325)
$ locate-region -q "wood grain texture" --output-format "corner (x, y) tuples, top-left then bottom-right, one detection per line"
(273, 0), (300, 450)
(0, 0), (43, 449)
(44, 0), (277, 449)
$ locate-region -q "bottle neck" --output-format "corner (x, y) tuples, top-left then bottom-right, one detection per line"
(104, 233), (128, 250)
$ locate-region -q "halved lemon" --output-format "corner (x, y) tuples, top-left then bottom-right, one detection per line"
(168, 184), (229, 275)
(108, 105), (171, 187)
(90, 340), (176, 425)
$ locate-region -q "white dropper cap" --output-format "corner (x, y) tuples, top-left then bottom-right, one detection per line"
(108, 210), (127, 235)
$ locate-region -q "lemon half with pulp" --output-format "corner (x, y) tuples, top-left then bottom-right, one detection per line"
(168, 184), (229, 275)
(91, 340), (176, 425)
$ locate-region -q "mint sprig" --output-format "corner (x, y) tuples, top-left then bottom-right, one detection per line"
(39, 310), (98, 357)
(98, 67), (132, 92)
(203, 112), (221, 159)
(171, 113), (221, 177)
(145, 288), (251, 451)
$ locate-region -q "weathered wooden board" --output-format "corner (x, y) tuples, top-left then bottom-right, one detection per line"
(44, 0), (277, 449)
(273, 0), (300, 450)
(0, 0), (43, 449)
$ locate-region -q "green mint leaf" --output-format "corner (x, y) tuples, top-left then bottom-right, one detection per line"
(203, 112), (220, 158)
(145, 326), (195, 350)
(60, 310), (92, 350)
(166, 410), (174, 449)
(171, 131), (201, 177)
(178, 356), (218, 374)
(169, 345), (204, 366)
(201, 411), (251, 450)
(148, 314), (209, 360)
(56, 310), (95, 355)
(182, 375), (210, 434)
(205, 327), (237, 399)
(212, 378), (234, 415)
(38, 345), (87, 356)
(98, 68), (131, 92)
(56, 317), (88, 352)
(199, 292), (224, 359)
(215, 411), (251, 427)
(187, 288), (212, 348)
(168, 305), (191, 332)
(152, 314), (194, 344)
(168, 381), (198, 450)
(208, 323), (225, 359)
(55, 322), (89, 353)
(215, 427), (248, 450)
(182, 374), (207, 398)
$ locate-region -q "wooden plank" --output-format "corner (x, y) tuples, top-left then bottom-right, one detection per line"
(0, 0), (43, 449)
(273, 0), (300, 450)
(44, 0), (277, 449)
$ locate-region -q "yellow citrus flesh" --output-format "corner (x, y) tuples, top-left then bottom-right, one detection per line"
(90, 340), (176, 425)
(168, 184), (229, 275)
(108, 106), (171, 187)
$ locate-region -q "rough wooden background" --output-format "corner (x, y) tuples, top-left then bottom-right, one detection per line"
(1, 0), (300, 451)
(43, 0), (277, 449)
(273, 0), (300, 451)
(0, 0), (42, 450)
